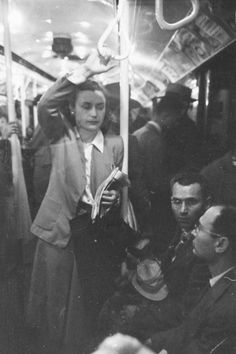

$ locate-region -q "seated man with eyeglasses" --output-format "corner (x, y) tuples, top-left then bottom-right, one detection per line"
(145, 205), (236, 354)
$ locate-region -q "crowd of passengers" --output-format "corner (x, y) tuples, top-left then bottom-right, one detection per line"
(0, 50), (236, 354)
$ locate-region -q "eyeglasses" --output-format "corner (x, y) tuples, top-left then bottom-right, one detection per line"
(171, 197), (199, 208)
(194, 223), (222, 238)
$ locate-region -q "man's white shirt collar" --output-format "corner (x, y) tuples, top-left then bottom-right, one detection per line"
(148, 121), (161, 133)
(209, 266), (235, 287)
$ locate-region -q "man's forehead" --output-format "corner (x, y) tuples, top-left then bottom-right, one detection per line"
(200, 206), (222, 226)
(172, 182), (202, 199)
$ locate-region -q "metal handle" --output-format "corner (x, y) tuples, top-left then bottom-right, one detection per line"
(97, 0), (130, 61)
(155, 0), (200, 30)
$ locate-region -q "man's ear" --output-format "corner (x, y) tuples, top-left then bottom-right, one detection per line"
(215, 237), (229, 254)
(204, 196), (212, 211)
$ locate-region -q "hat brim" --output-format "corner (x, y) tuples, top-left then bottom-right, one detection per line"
(154, 94), (197, 102)
(132, 274), (169, 301)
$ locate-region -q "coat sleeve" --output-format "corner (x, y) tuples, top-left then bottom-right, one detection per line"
(201, 161), (222, 204)
(0, 139), (12, 195)
(148, 325), (187, 354)
(38, 76), (76, 143)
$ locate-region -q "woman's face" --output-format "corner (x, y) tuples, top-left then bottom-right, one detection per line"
(74, 90), (106, 134)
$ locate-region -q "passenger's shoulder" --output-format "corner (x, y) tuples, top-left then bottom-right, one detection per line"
(201, 153), (230, 174)
(133, 124), (148, 137)
(104, 134), (124, 150)
(104, 134), (123, 144)
(224, 267), (236, 285)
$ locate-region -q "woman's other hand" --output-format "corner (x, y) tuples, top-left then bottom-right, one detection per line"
(101, 189), (120, 208)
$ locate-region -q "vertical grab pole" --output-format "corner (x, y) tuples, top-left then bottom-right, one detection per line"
(33, 79), (38, 128)
(20, 75), (27, 137)
(2, 0), (15, 124)
(2, 0), (32, 241)
(119, 0), (129, 221)
(2, 0), (19, 183)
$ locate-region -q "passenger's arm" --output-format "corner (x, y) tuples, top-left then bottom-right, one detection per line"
(38, 50), (116, 142)
(0, 139), (12, 193)
(37, 77), (78, 142)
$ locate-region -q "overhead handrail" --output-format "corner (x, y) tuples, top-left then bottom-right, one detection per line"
(155, 0), (200, 31)
(97, 0), (130, 61)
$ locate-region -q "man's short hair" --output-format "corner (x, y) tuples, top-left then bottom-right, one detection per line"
(213, 205), (236, 256)
(170, 171), (211, 201)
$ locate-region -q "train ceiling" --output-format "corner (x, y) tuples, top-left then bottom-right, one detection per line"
(0, 0), (236, 105)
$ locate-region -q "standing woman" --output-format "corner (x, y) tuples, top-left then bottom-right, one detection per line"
(27, 51), (124, 353)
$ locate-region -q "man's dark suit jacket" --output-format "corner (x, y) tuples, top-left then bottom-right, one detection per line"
(133, 121), (167, 194)
(160, 228), (210, 309)
(149, 267), (236, 354)
(142, 227), (210, 311)
(133, 121), (171, 247)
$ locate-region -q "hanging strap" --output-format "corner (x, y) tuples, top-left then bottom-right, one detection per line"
(155, 0), (200, 31)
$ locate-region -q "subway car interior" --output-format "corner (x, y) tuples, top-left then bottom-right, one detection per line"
(0, 0), (236, 353)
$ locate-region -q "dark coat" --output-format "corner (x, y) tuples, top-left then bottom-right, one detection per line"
(133, 122), (167, 194)
(201, 152), (236, 206)
(160, 228), (210, 309)
(133, 122), (171, 244)
(164, 114), (204, 177)
(150, 267), (236, 354)
(127, 135), (151, 232)
(96, 283), (183, 344)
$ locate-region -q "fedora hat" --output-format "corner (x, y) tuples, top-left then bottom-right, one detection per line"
(160, 83), (196, 102)
(132, 259), (168, 301)
(104, 82), (142, 109)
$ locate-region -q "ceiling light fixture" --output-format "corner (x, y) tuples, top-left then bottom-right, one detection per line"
(87, 0), (113, 7)
(42, 50), (52, 59)
(73, 32), (91, 44)
(79, 21), (91, 29)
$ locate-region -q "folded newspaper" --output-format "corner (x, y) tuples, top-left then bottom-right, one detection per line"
(91, 167), (130, 222)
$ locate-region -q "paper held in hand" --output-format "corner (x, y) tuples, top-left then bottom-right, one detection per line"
(91, 167), (130, 222)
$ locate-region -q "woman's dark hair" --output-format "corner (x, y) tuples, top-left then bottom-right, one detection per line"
(75, 80), (106, 97)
